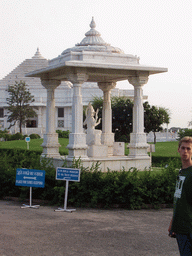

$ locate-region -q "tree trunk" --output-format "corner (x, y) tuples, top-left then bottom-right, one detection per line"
(19, 121), (22, 134)
(153, 132), (156, 144)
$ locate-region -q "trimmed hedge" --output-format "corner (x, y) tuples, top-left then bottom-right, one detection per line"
(67, 162), (178, 209)
(0, 149), (179, 209)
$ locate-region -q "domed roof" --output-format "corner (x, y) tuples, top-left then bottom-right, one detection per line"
(61, 17), (124, 55)
(26, 18), (167, 82)
(76, 17), (108, 46)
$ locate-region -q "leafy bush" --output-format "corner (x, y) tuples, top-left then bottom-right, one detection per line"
(68, 164), (178, 209)
(3, 133), (12, 141)
(30, 133), (41, 139)
(0, 149), (180, 209)
(10, 133), (24, 140)
(0, 149), (41, 198)
(56, 130), (70, 138)
(0, 131), (40, 141)
(0, 129), (8, 138)
(1, 132), (40, 141)
(139, 163), (177, 207)
(1, 132), (26, 141)
(0, 129), (11, 141)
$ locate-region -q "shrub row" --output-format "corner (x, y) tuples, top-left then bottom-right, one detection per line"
(66, 161), (178, 209)
(0, 149), (180, 209)
(0, 129), (70, 141)
(0, 131), (40, 141)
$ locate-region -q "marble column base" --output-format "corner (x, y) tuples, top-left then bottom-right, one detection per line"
(41, 133), (61, 158)
(101, 133), (114, 156)
(128, 133), (149, 158)
(66, 133), (88, 159)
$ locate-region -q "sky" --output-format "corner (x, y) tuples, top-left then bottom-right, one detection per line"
(1, 0), (192, 129)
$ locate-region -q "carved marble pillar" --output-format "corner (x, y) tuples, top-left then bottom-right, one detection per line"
(37, 107), (43, 136)
(98, 82), (116, 156)
(4, 109), (7, 130)
(67, 72), (88, 159)
(41, 79), (61, 158)
(128, 73), (150, 158)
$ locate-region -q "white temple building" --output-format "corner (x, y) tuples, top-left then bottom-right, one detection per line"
(0, 48), (142, 136)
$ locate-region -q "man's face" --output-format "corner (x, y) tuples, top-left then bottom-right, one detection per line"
(178, 142), (192, 161)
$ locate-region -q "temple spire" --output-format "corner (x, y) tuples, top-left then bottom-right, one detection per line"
(32, 48), (45, 59)
(61, 17), (124, 54)
(76, 17), (107, 46)
(90, 17), (96, 29)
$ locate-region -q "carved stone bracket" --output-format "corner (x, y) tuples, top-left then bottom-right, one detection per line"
(67, 70), (88, 84)
(98, 81), (116, 91)
(41, 79), (61, 89)
(128, 72), (149, 87)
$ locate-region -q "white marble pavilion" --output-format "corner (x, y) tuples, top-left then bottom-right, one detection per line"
(27, 18), (168, 170)
(0, 48), (137, 136)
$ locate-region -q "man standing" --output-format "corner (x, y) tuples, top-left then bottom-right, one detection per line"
(168, 136), (192, 255)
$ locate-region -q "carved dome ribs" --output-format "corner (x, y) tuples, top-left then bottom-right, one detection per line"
(61, 17), (124, 55)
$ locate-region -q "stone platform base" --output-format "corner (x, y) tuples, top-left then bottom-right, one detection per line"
(50, 155), (151, 172)
(87, 145), (108, 157)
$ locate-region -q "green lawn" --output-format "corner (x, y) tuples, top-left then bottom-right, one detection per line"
(150, 141), (180, 158)
(0, 139), (43, 152)
(125, 141), (180, 157)
(0, 139), (180, 158)
(0, 138), (69, 155)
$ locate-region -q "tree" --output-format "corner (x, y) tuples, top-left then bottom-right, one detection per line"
(91, 97), (170, 143)
(6, 81), (37, 133)
(177, 129), (192, 140)
(144, 102), (170, 143)
(91, 96), (133, 142)
(111, 97), (133, 142)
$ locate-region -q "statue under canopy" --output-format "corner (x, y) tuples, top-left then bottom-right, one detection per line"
(84, 102), (102, 146)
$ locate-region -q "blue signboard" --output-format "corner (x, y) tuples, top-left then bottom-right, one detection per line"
(56, 167), (80, 182)
(25, 137), (30, 142)
(15, 168), (45, 188)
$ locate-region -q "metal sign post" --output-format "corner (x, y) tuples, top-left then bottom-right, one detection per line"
(55, 179), (75, 212)
(25, 137), (30, 150)
(15, 168), (45, 209)
(55, 167), (80, 212)
(21, 187), (40, 209)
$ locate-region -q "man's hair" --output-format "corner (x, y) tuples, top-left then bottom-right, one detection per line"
(179, 136), (192, 148)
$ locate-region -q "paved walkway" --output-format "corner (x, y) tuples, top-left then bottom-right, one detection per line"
(0, 200), (179, 256)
